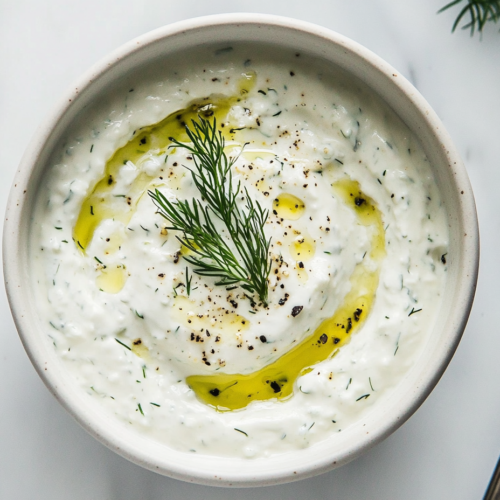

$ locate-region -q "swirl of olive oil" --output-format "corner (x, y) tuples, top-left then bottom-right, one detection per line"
(187, 180), (385, 411)
(74, 99), (236, 250)
(73, 73), (257, 293)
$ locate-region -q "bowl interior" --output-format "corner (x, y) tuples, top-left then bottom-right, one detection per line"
(4, 14), (478, 487)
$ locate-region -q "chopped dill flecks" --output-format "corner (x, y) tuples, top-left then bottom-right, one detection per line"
(140, 225), (149, 233)
(115, 338), (131, 350)
(90, 144), (94, 153)
(142, 366), (146, 379)
(138, 403), (144, 416)
(234, 428), (248, 437)
(63, 190), (73, 204)
(356, 394), (370, 401)
(94, 256), (103, 264)
(54, 226), (62, 230)
(346, 378), (352, 390)
(369, 377), (375, 391)
(408, 307), (422, 317)
(150, 402), (161, 407)
(135, 310), (144, 319)
(394, 332), (401, 356)
(185, 266), (193, 297)
(324, 251), (331, 255)
(273, 111), (282, 117)
(308, 422), (315, 431)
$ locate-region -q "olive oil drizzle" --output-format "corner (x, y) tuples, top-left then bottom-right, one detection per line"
(72, 72), (257, 293)
(187, 179), (386, 411)
(273, 193), (305, 220)
(73, 72), (257, 251)
(73, 98), (234, 251)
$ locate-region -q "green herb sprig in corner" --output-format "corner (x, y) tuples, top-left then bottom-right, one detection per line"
(439, 0), (500, 35)
(149, 118), (272, 306)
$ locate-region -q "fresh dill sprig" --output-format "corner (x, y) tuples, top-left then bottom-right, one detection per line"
(149, 118), (272, 305)
(439, 0), (500, 35)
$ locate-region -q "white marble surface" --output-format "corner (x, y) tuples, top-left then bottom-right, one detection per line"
(1, 1), (498, 498)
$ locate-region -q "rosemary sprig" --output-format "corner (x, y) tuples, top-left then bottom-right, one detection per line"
(149, 118), (272, 305)
(439, 0), (500, 35)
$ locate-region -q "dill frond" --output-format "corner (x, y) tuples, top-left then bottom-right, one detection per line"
(149, 118), (271, 305)
(439, 0), (500, 35)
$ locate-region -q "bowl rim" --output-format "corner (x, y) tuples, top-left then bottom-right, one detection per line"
(3, 12), (479, 487)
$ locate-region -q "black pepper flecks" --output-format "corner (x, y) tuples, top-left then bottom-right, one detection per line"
(270, 381), (281, 393)
(346, 317), (352, 334)
(353, 308), (362, 322)
(291, 305), (303, 317)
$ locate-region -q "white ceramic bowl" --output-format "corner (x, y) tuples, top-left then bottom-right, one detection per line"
(3, 13), (479, 487)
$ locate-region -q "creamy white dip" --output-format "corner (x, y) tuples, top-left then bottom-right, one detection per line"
(31, 44), (448, 458)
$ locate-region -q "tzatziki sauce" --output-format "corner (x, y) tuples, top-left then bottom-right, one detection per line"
(31, 44), (448, 458)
